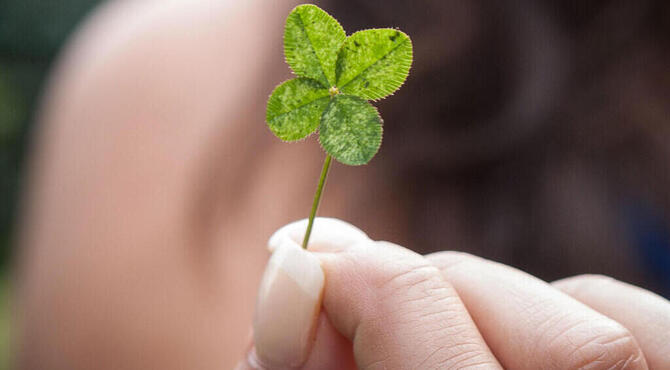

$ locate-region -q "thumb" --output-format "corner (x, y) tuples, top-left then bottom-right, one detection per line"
(236, 218), (367, 369)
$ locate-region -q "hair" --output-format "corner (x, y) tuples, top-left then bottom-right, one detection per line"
(328, 0), (670, 294)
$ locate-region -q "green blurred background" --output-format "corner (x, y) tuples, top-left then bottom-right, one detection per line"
(0, 0), (103, 366)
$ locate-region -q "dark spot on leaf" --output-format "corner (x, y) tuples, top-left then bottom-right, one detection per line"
(354, 40), (360, 47)
(364, 80), (370, 88)
(389, 31), (400, 42)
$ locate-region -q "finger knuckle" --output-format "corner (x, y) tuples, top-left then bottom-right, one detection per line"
(343, 241), (459, 313)
(376, 260), (447, 302)
(551, 321), (646, 370)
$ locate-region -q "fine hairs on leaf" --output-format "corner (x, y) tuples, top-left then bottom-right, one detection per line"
(266, 4), (413, 248)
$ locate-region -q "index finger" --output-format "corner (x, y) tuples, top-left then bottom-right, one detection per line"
(278, 219), (502, 369)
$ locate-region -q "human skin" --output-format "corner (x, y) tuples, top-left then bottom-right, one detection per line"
(14, 1), (670, 369)
(236, 219), (669, 369)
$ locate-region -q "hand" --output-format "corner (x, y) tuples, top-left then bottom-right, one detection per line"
(238, 218), (670, 369)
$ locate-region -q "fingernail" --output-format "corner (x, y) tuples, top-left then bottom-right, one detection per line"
(253, 238), (325, 368)
(268, 217), (369, 253)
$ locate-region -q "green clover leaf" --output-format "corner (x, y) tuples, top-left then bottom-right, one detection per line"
(284, 4), (346, 87)
(267, 78), (330, 141)
(265, 4), (413, 248)
(319, 95), (382, 165)
(336, 29), (413, 101)
(266, 4), (413, 166)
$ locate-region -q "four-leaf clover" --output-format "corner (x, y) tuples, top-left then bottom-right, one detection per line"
(266, 4), (413, 165)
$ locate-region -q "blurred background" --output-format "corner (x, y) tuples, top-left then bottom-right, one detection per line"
(329, 0), (670, 298)
(1, 1), (103, 366)
(1, 0), (669, 367)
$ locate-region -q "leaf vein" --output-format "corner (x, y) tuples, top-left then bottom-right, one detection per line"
(340, 37), (410, 91)
(268, 95), (329, 121)
(296, 10), (330, 87)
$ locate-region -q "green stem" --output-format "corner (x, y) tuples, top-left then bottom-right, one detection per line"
(302, 154), (332, 249)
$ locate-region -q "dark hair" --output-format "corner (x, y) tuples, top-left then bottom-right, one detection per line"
(329, 0), (670, 295)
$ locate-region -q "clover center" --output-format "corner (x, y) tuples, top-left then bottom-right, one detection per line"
(328, 86), (340, 97)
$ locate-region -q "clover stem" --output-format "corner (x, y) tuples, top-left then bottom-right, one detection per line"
(302, 154), (332, 249)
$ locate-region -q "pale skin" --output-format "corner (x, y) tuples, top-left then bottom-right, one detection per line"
(15, 0), (670, 369)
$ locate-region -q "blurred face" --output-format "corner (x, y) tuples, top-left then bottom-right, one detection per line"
(14, 0), (302, 368)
